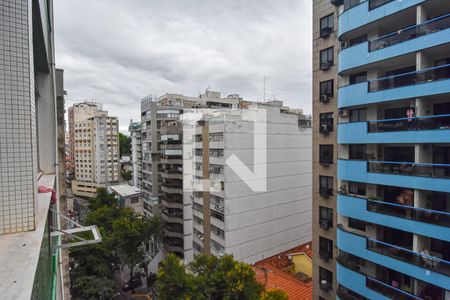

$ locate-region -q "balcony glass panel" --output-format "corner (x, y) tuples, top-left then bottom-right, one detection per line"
(368, 114), (450, 133)
(368, 0), (393, 10)
(369, 14), (450, 52)
(367, 239), (450, 277)
(368, 161), (450, 179)
(368, 64), (450, 93)
(367, 199), (450, 228)
(366, 277), (420, 300)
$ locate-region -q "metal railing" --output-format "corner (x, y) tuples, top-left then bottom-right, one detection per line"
(368, 0), (394, 10)
(368, 64), (450, 92)
(368, 160), (450, 179)
(366, 276), (421, 300)
(368, 114), (450, 133)
(342, 0), (393, 13)
(367, 238), (450, 276)
(368, 199), (450, 228)
(370, 14), (450, 51)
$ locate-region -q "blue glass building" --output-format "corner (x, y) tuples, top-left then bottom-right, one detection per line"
(331, 0), (450, 299)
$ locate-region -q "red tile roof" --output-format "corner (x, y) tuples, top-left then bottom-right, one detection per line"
(253, 242), (312, 300)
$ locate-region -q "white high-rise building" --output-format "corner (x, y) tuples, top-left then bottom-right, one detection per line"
(69, 102), (120, 197)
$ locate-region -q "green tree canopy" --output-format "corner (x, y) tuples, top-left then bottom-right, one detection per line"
(119, 132), (131, 156)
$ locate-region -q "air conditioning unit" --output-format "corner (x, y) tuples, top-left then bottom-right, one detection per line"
(339, 109), (349, 117)
(320, 94), (331, 103)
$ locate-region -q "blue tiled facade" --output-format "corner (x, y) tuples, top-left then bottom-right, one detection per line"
(333, 0), (450, 299)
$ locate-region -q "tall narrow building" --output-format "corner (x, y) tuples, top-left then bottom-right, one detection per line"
(129, 120), (143, 188)
(314, 0), (450, 299)
(312, 0), (339, 299)
(69, 102), (120, 197)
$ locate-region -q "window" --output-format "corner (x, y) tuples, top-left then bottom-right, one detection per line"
(348, 182), (366, 196)
(320, 47), (334, 70)
(348, 218), (367, 231)
(319, 80), (334, 102)
(349, 71), (367, 85)
(319, 237), (333, 260)
(320, 14), (334, 37)
(349, 34), (367, 47)
(349, 144), (366, 160)
(319, 176), (333, 197)
(350, 108), (366, 123)
(319, 145), (333, 165)
(319, 206), (333, 229)
(319, 113), (334, 133)
(211, 209), (224, 221)
(319, 267), (333, 291)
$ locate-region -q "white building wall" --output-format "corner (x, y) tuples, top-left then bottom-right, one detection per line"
(222, 108), (312, 263)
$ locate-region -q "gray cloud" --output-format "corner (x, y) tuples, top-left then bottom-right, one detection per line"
(55, 0), (312, 132)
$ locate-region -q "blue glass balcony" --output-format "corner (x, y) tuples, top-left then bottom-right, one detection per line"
(338, 114), (450, 144)
(338, 159), (450, 193)
(339, 14), (450, 73)
(337, 262), (390, 300)
(337, 194), (450, 242)
(338, 0), (425, 38)
(338, 64), (450, 108)
(337, 227), (450, 288)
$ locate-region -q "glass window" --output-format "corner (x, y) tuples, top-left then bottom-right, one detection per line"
(349, 71), (367, 85)
(320, 112), (334, 132)
(319, 206), (333, 223)
(319, 237), (333, 260)
(320, 47), (334, 69)
(319, 267), (333, 290)
(320, 80), (334, 98)
(348, 218), (367, 231)
(319, 145), (333, 164)
(349, 34), (367, 47)
(350, 108), (367, 122)
(319, 176), (333, 197)
(349, 144), (366, 160)
(348, 181), (366, 195)
(320, 14), (334, 37)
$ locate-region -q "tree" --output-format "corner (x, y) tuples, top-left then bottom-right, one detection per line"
(156, 254), (270, 300)
(70, 188), (162, 299)
(261, 290), (289, 300)
(121, 170), (132, 181)
(119, 133), (131, 156)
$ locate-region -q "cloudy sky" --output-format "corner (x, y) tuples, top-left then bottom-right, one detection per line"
(55, 0), (312, 132)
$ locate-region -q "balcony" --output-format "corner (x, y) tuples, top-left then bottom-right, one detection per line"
(338, 0), (425, 38)
(337, 227), (450, 288)
(339, 14), (450, 73)
(338, 159), (450, 193)
(161, 210), (183, 224)
(337, 263), (389, 300)
(337, 194), (450, 241)
(338, 64), (450, 108)
(338, 114), (450, 144)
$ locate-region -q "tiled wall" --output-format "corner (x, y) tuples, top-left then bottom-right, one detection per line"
(0, 0), (37, 233)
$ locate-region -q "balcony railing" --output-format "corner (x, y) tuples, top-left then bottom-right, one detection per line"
(368, 0), (393, 10)
(368, 114), (450, 133)
(367, 199), (450, 228)
(336, 285), (368, 300)
(368, 64), (450, 92)
(368, 161), (450, 179)
(369, 14), (450, 52)
(367, 238), (450, 277)
(366, 276), (421, 300)
(341, 0), (393, 13)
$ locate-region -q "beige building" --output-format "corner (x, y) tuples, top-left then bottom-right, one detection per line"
(69, 102), (120, 197)
(312, 0), (339, 299)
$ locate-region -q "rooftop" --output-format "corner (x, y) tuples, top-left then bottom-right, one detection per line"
(110, 184), (142, 197)
(253, 242), (313, 300)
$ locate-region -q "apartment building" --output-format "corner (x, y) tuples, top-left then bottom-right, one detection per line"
(312, 0), (340, 299)
(69, 103), (120, 197)
(129, 121), (143, 188)
(319, 0), (450, 299)
(0, 0), (67, 297)
(188, 101), (312, 264)
(139, 90), (241, 258)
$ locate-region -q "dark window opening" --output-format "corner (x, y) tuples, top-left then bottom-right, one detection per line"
(319, 206), (333, 230)
(320, 145), (333, 165)
(319, 267), (333, 291)
(320, 237), (333, 260)
(320, 80), (334, 102)
(320, 47), (334, 70)
(350, 71), (367, 85)
(319, 112), (334, 133)
(320, 175), (333, 197)
(349, 182), (366, 196)
(348, 218), (366, 231)
(350, 108), (366, 123)
(320, 14), (334, 37)
(349, 144), (366, 160)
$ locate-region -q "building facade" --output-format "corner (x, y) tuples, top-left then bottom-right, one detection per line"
(312, 0), (339, 299)
(316, 0), (450, 299)
(69, 103), (120, 197)
(129, 121), (143, 188)
(0, 0), (66, 297)
(188, 102), (312, 264)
